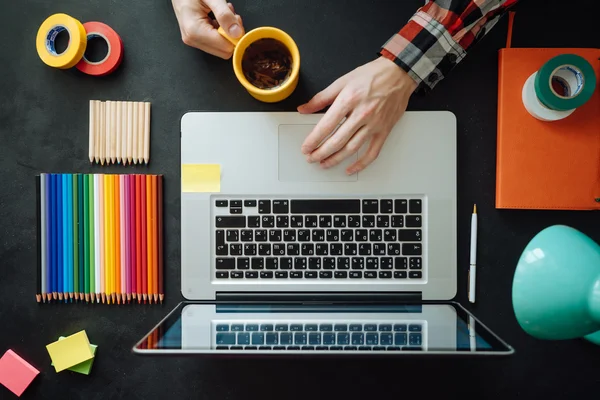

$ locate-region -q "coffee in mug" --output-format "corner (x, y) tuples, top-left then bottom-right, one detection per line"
(241, 38), (292, 90)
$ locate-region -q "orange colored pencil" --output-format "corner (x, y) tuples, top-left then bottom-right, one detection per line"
(146, 175), (153, 303)
(151, 175), (158, 303)
(114, 174), (121, 304)
(135, 175), (142, 303)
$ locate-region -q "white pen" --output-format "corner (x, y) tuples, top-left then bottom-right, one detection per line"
(468, 204), (477, 303)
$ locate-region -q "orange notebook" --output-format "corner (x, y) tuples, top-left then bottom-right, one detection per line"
(496, 20), (600, 210)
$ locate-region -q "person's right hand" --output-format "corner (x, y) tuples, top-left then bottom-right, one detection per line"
(172, 0), (245, 59)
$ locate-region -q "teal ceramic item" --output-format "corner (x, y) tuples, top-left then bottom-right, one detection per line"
(512, 225), (600, 343)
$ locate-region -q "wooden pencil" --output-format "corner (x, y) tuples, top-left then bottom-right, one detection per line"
(116, 102), (122, 164)
(158, 175), (163, 303)
(138, 102), (145, 165)
(144, 102), (151, 164)
(151, 175), (158, 303)
(121, 102), (127, 164)
(89, 101), (95, 163)
(141, 175), (147, 302)
(127, 102), (133, 165)
(100, 102), (105, 165)
(132, 102), (138, 164)
(109, 101), (115, 164)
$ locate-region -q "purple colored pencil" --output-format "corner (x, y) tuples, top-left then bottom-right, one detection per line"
(130, 175), (137, 299)
(125, 175), (131, 300)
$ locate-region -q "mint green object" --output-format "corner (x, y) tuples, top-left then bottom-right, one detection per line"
(512, 225), (600, 343)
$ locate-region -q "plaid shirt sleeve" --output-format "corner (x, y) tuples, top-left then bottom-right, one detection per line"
(380, 0), (520, 90)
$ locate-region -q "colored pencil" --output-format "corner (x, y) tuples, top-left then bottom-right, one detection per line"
(151, 175), (158, 303)
(136, 175), (142, 302)
(130, 175), (137, 300)
(73, 175), (79, 300)
(146, 175), (152, 303)
(141, 175), (147, 302)
(37, 173), (163, 304)
(83, 175), (89, 302)
(115, 174), (121, 304)
(88, 174), (95, 303)
(120, 175), (126, 302)
(158, 175), (163, 303)
(95, 175), (101, 302)
(48, 175), (55, 300)
(78, 174), (85, 300)
(36, 176), (42, 303)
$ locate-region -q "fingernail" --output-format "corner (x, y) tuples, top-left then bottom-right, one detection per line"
(306, 155), (314, 163)
(228, 24), (242, 38)
(347, 168), (357, 175)
(301, 146), (310, 155)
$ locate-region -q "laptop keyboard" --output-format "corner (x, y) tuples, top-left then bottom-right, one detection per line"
(213, 197), (424, 280)
(213, 321), (425, 351)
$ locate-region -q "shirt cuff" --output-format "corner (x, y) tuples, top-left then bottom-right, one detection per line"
(379, 10), (467, 91)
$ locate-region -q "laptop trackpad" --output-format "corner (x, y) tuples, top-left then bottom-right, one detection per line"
(278, 124), (358, 182)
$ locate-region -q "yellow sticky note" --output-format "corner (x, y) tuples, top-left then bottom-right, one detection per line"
(182, 164), (221, 193)
(46, 331), (94, 372)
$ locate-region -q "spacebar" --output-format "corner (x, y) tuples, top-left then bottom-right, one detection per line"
(290, 200), (360, 214)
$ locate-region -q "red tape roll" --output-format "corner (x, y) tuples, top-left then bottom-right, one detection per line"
(76, 22), (123, 76)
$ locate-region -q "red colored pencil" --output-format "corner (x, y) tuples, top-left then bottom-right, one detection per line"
(128, 175), (135, 301)
(152, 175), (158, 303)
(158, 175), (164, 303)
(140, 175), (148, 303)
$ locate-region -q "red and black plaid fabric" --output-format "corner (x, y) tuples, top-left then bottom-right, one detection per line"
(381, 0), (519, 90)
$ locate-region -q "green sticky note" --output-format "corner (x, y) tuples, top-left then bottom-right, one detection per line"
(51, 336), (97, 375)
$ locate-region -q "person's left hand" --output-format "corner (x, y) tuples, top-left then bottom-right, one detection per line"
(298, 56), (417, 175)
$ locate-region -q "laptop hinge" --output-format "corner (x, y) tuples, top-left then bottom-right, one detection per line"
(216, 292), (422, 304)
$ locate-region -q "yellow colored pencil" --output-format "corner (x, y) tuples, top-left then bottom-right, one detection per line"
(108, 174), (115, 304)
(115, 174), (121, 304)
(103, 175), (110, 304)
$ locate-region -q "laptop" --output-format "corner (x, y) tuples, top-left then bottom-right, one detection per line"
(133, 111), (513, 355)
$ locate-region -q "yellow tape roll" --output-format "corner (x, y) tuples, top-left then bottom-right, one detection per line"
(36, 14), (87, 69)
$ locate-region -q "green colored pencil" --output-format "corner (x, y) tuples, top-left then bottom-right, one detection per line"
(89, 174), (95, 302)
(73, 174), (79, 300)
(78, 174), (84, 300)
(84, 174), (90, 301)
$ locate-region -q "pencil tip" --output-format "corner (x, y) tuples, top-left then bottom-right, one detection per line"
(473, 204), (477, 214)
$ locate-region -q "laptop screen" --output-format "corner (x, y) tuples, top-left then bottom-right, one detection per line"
(133, 302), (512, 355)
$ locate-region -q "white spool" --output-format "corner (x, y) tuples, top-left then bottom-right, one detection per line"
(522, 72), (576, 122)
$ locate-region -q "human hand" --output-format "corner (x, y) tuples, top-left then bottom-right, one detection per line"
(298, 57), (417, 175)
(172, 0), (244, 59)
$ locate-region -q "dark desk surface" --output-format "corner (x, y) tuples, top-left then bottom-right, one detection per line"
(1, 0), (598, 398)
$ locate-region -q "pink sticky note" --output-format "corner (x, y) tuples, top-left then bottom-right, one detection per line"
(0, 350), (40, 397)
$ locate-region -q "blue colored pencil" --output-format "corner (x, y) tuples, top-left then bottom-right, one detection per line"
(63, 174), (69, 301)
(78, 174), (85, 300)
(45, 174), (52, 300)
(67, 174), (74, 300)
(56, 174), (63, 299)
(51, 174), (57, 300)
(47, 175), (54, 299)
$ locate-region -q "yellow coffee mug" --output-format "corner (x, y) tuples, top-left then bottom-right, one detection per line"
(218, 26), (300, 103)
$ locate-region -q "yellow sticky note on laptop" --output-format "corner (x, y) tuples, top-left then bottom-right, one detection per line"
(182, 164), (220, 193)
(46, 331), (94, 372)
